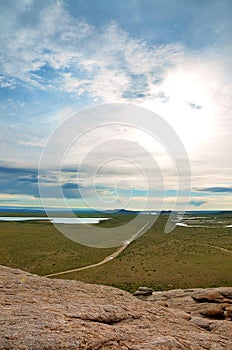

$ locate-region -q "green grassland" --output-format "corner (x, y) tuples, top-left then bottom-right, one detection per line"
(0, 220), (115, 275)
(0, 213), (232, 293)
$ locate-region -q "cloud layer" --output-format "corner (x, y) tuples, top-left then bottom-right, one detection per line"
(0, 0), (231, 210)
(0, 1), (186, 104)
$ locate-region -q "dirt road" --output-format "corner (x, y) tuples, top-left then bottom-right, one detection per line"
(44, 222), (150, 278)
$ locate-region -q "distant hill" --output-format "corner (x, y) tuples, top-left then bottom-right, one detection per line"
(1, 206), (231, 216)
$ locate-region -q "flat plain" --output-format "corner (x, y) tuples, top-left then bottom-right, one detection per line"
(0, 212), (231, 293)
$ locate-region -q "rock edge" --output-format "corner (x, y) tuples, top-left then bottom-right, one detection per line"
(1, 265), (232, 349)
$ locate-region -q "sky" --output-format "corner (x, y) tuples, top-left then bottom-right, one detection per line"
(0, 0), (231, 211)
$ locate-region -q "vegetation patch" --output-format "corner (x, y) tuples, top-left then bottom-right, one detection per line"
(0, 213), (232, 293)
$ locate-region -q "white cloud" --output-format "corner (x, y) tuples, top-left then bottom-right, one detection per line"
(0, 0), (185, 99)
(0, 0), (231, 210)
(1, 0), (230, 127)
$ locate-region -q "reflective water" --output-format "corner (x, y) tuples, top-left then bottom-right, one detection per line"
(175, 215), (232, 228)
(0, 217), (109, 224)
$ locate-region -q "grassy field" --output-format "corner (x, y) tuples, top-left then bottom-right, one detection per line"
(0, 220), (115, 276)
(0, 213), (232, 293)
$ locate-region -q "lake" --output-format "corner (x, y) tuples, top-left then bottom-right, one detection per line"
(0, 217), (110, 224)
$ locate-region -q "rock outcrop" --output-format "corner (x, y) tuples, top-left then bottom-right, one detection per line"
(1, 265), (232, 349)
(134, 286), (232, 340)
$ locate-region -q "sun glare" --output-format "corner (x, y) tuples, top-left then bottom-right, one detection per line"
(141, 62), (217, 154)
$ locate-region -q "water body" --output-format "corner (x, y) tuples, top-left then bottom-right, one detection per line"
(0, 217), (109, 224)
(176, 218), (232, 228)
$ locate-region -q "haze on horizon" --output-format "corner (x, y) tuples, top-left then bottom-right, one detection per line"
(0, 0), (231, 212)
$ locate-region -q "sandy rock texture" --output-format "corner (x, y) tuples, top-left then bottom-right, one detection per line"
(135, 287), (232, 340)
(0, 265), (232, 349)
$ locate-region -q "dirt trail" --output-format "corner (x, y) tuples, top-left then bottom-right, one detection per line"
(194, 242), (232, 253)
(166, 239), (232, 254)
(45, 222), (150, 278)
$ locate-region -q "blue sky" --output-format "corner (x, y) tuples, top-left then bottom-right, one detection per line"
(0, 0), (231, 211)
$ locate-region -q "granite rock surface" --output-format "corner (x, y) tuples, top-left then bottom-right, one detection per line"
(1, 265), (232, 349)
